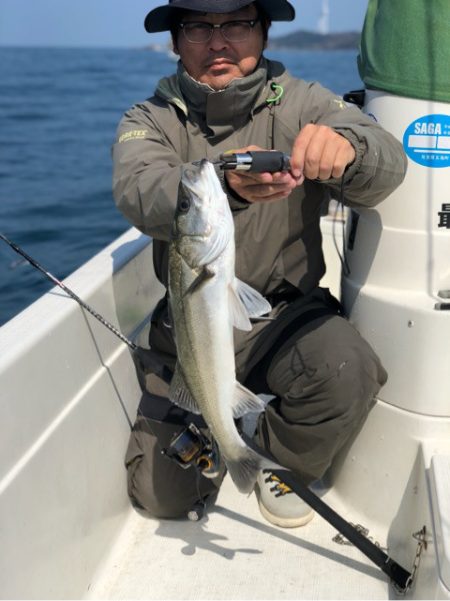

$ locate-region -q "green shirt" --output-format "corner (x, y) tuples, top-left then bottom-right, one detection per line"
(358, 0), (450, 103)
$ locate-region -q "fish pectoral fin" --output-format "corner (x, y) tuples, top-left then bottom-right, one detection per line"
(228, 279), (272, 332)
(184, 266), (216, 297)
(231, 382), (266, 418)
(228, 285), (253, 332)
(235, 279), (272, 319)
(168, 363), (201, 414)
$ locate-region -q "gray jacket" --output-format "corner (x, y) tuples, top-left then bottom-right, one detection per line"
(113, 57), (407, 297)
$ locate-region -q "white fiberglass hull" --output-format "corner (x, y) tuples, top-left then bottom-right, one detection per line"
(0, 219), (449, 599)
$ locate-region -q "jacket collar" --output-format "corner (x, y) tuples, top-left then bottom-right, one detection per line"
(156, 57), (272, 139)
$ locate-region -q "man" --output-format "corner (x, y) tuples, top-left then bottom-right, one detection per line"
(113, 0), (407, 527)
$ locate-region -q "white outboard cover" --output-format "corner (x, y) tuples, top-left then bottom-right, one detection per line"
(342, 1), (450, 417)
(342, 95), (450, 416)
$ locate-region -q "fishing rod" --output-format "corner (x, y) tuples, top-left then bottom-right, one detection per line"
(0, 232), (137, 350)
(1, 232), (418, 591)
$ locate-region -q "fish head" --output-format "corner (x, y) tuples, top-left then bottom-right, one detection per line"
(172, 160), (233, 268)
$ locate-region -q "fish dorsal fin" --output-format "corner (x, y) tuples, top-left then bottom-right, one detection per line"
(231, 381), (266, 418)
(235, 279), (272, 318)
(168, 363), (201, 414)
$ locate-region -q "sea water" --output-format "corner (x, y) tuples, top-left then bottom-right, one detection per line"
(0, 47), (361, 325)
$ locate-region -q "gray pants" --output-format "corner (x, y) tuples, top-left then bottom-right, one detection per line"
(125, 288), (387, 518)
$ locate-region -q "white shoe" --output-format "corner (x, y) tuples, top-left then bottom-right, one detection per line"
(255, 471), (314, 528)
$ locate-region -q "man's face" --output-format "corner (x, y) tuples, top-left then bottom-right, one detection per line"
(173, 5), (265, 90)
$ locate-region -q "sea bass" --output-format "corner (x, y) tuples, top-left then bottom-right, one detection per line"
(168, 159), (271, 494)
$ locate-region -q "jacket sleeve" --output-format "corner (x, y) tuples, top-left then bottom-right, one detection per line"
(112, 100), (185, 241)
(297, 82), (408, 208)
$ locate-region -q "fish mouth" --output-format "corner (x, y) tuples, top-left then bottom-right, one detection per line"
(189, 158), (209, 172)
(182, 166), (201, 185)
(181, 160), (217, 199)
(182, 159), (210, 187)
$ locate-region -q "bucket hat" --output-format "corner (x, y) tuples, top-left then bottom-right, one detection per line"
(144, 0), (295, 33)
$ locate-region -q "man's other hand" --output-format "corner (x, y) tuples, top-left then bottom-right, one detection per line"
(290, 124), (356, 181)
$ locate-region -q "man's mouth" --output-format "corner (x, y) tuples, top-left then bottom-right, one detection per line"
(207, 58), (235, 68)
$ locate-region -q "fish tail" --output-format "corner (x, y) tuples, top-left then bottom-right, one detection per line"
(226, 447), (263, 494)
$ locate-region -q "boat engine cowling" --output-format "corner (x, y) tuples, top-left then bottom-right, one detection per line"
(341, 0), (450, 417)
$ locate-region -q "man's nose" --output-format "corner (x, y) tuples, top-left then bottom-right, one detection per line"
(208, 27), (229, 50)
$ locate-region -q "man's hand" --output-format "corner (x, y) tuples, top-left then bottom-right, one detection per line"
(224, 129), (355, 203)
(224, 146), (301, 204)
(290, 124), (356, 181)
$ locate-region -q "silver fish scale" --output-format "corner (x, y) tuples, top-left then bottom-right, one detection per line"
(167, 161), (266, 493)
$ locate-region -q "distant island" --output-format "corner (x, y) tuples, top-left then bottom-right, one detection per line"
(145, 30), (361, 54)
(269, 30), (360, 51)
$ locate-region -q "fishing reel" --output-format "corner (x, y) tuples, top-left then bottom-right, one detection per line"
(162, 423), (221, 479)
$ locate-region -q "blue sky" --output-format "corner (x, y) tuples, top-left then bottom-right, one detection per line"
(0, 0), (369, 48)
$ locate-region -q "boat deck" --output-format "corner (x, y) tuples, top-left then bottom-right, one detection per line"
(88, 474), (391, 600)
(2, 228), (448, 599)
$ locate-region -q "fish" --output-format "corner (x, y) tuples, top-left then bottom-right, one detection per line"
(167, 159), (272, 494)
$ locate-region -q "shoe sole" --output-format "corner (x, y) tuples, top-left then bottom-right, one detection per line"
(258, 499), (314, 528)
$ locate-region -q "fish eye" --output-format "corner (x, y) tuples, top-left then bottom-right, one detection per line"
(178, 198), (191, 213)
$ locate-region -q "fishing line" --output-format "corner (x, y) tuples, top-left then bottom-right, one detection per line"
(0, 236), (421, 578)
(332, 175), (351, 277)
(0, 232), (137, 350)
(1, 231), (213, 514)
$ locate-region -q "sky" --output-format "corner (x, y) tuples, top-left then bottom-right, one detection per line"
(0, 0), (370, 48)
